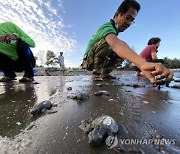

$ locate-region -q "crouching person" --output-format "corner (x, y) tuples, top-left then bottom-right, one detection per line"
(82, 0), (173, 84)
(0, 22), (36, 82)
(133, 37), (165, 76)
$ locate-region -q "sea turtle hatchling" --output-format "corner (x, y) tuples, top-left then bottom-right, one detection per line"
(70, 92), (89, 101)
(79, 115), (119, 147)
(30, 100), (57, 115)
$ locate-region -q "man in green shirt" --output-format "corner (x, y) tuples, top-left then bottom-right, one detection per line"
(0, 22), (36, 82)
(82, 0), (173, 85)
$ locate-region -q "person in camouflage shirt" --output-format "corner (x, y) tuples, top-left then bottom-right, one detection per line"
(82, 0), (173, 85)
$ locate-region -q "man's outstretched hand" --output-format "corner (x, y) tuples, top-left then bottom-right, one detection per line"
(140, 62), (173, 86)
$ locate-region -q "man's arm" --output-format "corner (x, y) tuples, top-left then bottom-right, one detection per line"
(105, 34), (173, 84)
(151, 52), (158, 60)
(105, 34), (147, 68)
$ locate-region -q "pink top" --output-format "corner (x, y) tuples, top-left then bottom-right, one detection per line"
(139, 45), (158, 62)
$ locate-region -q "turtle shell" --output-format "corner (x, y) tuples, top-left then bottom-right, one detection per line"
(91, 115), (119, 133)
(88, 115), (119, 146)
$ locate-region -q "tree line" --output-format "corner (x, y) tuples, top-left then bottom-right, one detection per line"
(35, 50), (180, 70)
(163, 57), (180, 69)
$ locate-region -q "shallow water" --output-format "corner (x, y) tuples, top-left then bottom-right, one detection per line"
(0, 72), (180, 154)
(0, 76), (60, 138)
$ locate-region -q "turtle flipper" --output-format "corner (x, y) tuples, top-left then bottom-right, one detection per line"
(79, 120), (93, 134)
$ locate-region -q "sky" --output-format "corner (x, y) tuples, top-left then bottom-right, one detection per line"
(0, 0), (180, 67)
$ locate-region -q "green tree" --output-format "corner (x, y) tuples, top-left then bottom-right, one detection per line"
(46, 50), (59, 67)
(164, 57), (180, 69)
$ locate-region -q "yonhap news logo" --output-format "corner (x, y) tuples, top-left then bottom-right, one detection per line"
(119, 138), (176, 145)
(105, 136), (176, 149)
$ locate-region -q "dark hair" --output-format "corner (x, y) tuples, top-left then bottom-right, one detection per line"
(147, 37), (161, 45)
(116, 0), (141, 14)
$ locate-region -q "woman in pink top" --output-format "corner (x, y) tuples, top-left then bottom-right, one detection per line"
(140, 37), (164, 63)
(134, 37), (164, 75)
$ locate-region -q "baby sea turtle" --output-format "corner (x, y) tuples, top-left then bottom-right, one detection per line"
(156, 80), (166, 90)
(156, 79), (170, 89)
(67, 87), (72, 90)
(171, 84), (180, 89)
(30, 100), (53, 115)
(94, 91), (110, 96)
(79, 115), (119, 147)
(174, 79), (180, 83)
(70, 92), (89, 101)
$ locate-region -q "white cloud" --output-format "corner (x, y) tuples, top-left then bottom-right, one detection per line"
(0, 0), (77, 66)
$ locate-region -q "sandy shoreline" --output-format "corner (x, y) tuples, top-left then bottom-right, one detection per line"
(0, 71), (180, 154)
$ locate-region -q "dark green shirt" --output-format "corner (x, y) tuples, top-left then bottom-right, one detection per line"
(85, 21), (118, 56)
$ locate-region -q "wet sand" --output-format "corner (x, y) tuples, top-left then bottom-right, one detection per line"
(0, 71), (180, 154)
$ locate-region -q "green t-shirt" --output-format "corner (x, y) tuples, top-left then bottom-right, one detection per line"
(0, 22), (35, 60)
(85, 21), (118, 56)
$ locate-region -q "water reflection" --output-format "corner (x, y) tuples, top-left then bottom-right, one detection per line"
(88, 79), (126, 118)
(0, 76), (63, 138)
(137, 87), (180, 153)
(0, 83), (36, 138)
(34, 76), (61, 103)
(140, 88), (170, 110)
(58, 76), (65, 93)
